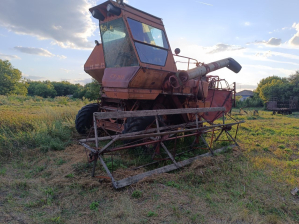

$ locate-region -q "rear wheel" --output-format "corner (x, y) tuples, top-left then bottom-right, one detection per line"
(75, 103), (99, 134)
(123, 116), (164, 154)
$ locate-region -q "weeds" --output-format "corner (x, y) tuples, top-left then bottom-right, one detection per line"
(0, 95), (91, 157)
(0, 167), (6, 175)
(131, 190), (142, 198)
(90, 201), (100, 210)
(65, 173), (74, 178)
(147, 211), (157, 217)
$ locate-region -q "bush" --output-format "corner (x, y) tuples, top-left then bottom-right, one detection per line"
(236, 93), (264, 108)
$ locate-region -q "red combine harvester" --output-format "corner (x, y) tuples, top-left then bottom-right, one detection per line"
(77, 0), (244, 189)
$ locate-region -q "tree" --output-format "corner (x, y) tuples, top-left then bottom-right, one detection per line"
(12, 79), (29, 96)
(73, 79), (101, 100)
(260, 79), (291, 101)
(52, 81), (81, 96)
(256, 76), (291, 101)
(255, 76), (282, 97)
(288, 71), (299, 97)
(0, 60), (24, 95)
(27, 81), (57, 98)
(236, 92), (264, 108)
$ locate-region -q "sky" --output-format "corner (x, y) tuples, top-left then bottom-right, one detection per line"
(0, 0), (298, 91)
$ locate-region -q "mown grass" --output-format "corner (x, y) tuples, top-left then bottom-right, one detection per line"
(0, 101), (299, 223)
(0, 95), (91, 157)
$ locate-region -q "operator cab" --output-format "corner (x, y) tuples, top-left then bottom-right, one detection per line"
(89, 0), (176, 72)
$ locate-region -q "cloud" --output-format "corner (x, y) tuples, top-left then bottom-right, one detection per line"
(62, 77), (92, 85)
(289, 22), (299, 46)
(244, 64), (296, 77)
(254, 50), (299, 61)
(14, 46), (67, 59)
(23, 75), (46, 80)
(14, 46), (54, 57)
(195, 1), (213, 6)
(0, 0), (96, 49)
(57, 55), (67, 59)
(60, 68), (72, 73)
(244, 22), (251, 26)
(207, 44), (245, 54)
(247, 37), (282, 46)
(266, 38), (281, 46)
(236, 84), (257, 91)
(0, 53), (20, 60)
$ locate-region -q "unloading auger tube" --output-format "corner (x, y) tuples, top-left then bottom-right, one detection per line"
(177, 57), (242, 83)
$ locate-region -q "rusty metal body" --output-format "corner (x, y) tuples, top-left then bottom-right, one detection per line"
(79, 1), (244, 188)
(84, 1), (242, 132)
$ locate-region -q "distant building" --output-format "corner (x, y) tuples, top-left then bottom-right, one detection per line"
(236, 90), (254, 101)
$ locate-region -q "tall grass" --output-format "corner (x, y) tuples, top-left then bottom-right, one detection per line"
(0, 95), (91, 157)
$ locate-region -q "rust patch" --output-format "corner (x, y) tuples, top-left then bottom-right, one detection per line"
(102, 66), (140, 88)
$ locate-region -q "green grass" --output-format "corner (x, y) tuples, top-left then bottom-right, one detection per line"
(0, 95), (92, 157)
(1, 104), (299, 223)
(131, 190), (143, 198)
(90, 201), (100, 211)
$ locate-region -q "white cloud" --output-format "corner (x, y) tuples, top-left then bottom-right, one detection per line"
(0, 53), (20, 60)
(266, 37), (281, 46)
(0, 0), (96, 49)
(14, 46), (55, 57)
(62, 77), (92, 85)
(247, 37), (282, 46)
(235, 84), (257, 91)
(244, 22), (251, 26)
(60, 68), (72, 73)
(244, 64), (295, 76)
(289, 22), (299, 46)
(22, 74), (46, 80)
(207, 44), (245, 54)
(196, 1), (213, 6)
(57, 55), (67, 59)
(52, 25), (62, 30)
(14, 46), (67, 59)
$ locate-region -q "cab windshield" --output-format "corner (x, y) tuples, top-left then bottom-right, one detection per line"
(127, 18), (168, 66)
(100, 18), (138, 68)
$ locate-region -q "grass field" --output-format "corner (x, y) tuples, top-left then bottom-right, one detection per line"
(1, 96), (299, 223)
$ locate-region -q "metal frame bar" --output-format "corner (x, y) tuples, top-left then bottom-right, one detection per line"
(79, 107), (244, 189)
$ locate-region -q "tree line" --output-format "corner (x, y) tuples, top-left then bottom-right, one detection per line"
(2, 59), (299, 106)
(0, 59), (100, 100)
(236, 70), (299, 108)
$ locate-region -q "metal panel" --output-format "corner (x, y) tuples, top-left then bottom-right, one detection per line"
(84, 44), (105, 83)
(102, 66), (139, 88)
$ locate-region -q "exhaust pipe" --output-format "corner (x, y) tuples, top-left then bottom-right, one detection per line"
(178, 58), (242, 83)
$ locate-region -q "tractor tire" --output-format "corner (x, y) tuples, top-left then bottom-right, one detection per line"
(123, 116), (164, 154)
(75, 103), (99, 135)
(123, 116), (156, 134)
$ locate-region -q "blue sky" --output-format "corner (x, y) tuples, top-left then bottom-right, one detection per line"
(0, 0), (298, 91)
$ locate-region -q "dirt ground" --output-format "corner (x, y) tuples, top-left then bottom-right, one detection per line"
(1, 142), (298, 224)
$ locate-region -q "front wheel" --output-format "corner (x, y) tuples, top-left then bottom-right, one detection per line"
(75, 103), (99, 135)
(123, 116), (164, 154)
